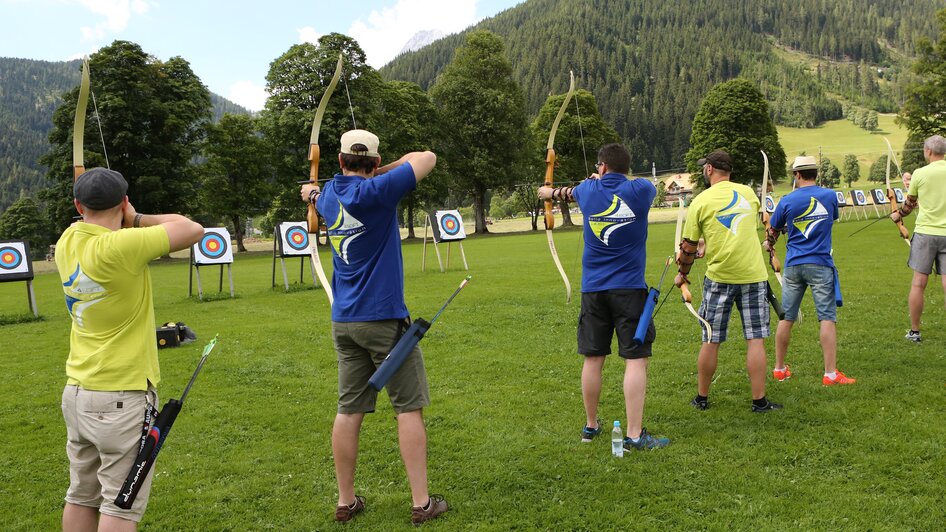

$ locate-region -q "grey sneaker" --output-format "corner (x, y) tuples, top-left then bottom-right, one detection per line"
(690, 396), (709, 410)
(580, 418), (603, 442)
(411, 495), (448, 525)
(905, 330), (922, 343)
(751, 399), (783, 413)
(623, 427), (670, 451)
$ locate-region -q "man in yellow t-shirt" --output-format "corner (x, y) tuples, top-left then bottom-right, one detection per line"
(674, 151), (782, 413)
(56, 167), (203, 530)
(891, 135), (946, 343)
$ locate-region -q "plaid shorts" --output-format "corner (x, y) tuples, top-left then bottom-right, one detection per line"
(698, 278), (770, 343)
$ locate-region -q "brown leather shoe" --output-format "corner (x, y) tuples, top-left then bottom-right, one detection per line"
(335, 495), (365, 522)
(411, 495), (448, 525)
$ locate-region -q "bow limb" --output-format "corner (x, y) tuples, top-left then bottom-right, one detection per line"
(72, 58), (90, 180)
(759, 150), (783, 285)
(883, 137), (911, 247)
(674, 198), (713, 340)
(306, 53), (343, 306)
(543, 71), (575, 303)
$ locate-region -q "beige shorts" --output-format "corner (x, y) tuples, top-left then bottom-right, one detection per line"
(333, 320), (430, 414)
(61, 385), (157, 522)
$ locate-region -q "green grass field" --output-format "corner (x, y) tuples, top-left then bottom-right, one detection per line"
(2, 217), (945, 530)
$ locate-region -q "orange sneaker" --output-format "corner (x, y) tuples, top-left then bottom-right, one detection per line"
(772, 366), (792, 381)
(823, 370), (856, 386)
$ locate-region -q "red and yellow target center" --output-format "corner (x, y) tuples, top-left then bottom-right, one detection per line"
(1, 252), (13, 264)
(292, 234), (304, 243)
(445, 220), (455, 229)
(207, 241), (219, 251)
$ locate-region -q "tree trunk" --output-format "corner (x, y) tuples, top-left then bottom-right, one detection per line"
(531, 197), (540, 231)
(473, 184), (489, 233)
(231, 215), (246, 252)
(407, 196), (416, 239)
(560, 200), (575, 226)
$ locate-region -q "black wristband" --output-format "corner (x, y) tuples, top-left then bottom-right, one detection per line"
(308, 190), (320, 205)
(133, 213), (143, 228)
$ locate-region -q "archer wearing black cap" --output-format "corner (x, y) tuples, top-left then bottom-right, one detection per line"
(674, 150), (783, 413)
(56, 167), (204, 528)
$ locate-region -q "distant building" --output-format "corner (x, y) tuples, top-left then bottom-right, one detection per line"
(662, 173), (697, 204)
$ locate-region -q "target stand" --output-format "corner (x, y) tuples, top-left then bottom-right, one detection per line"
(272, 222), (319, 291)
(422, 210), (469, 273)
(0, 240), (38, 317)
(188, 228), (235, 301)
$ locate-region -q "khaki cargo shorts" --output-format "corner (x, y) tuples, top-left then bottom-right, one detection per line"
(332, 319), (430, 414)
(61, 385), (157, 522)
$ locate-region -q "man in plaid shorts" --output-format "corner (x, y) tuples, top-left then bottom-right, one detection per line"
(674, 151), (782, 413)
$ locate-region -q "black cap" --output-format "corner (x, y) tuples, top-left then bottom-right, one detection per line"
(74, 168), (128, 210)
(697, 150), (733, 172)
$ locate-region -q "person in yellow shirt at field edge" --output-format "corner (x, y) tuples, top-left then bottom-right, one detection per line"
(891, 135), (946, 343)
(56, 167), (203, 532)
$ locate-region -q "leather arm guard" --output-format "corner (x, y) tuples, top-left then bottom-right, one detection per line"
(765, 226), (781, 248)
(899, 195), (918, 217)
(677, 238), (698, 276)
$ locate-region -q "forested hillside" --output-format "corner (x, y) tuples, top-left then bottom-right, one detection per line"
(381, 0), (941, 171)
(0, 57), (250, 213)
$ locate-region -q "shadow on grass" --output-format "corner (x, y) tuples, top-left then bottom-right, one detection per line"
(0, 313), (44, 326)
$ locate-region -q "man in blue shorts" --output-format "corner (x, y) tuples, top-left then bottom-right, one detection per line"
(538, 143), (669, 451)
(765, 156), (855, 385)
(675, 150), (782, 412)
(892, 135), (946, 343)
(300, 130), (447, 525)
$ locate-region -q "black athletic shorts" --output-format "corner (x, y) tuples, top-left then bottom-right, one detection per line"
(577, 289), (654, 359)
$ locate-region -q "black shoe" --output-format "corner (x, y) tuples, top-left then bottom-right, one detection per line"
(690, 396), (709, 411)
(580, 418), (603, 442)
(751, 399), (783, 413)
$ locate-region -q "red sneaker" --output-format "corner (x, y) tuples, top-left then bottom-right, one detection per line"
(823, 370), (856, 386)
(772, 366), (792, 381)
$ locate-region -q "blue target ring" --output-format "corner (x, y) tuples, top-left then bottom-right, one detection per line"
(764, 196), (775, 213)
(854, 190), (866, 204)
(440, 214), (461, 236)
(286, 227), (309, 251)
(0, 246), (23, 270)
(199, 232), (228, 260)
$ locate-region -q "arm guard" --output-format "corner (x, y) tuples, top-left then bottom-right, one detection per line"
(765, 226), (781, 248)
(677, 238), (698, 276)
(899, 195), (917, 217)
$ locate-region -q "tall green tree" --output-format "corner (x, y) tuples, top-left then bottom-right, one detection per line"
(842, 154), (861, 187)
(376, 80), (447, 238)
(259, 33), (385, 229)
(685, 79), (786, 187)
(39, 41), (211, 232)
(198, 114), (274, 252)
(868, 154), (889, 182)
(898, 8), (946, 138)
(429, 30), (528, 234)
(901, 133), (927, 174)
(818, 157), (841, 188)
(0, 196), (51, 258)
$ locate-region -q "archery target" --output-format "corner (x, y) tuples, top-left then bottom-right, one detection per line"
(851, 190), (868, 206)
(764, 195), (775, 213)
(0, 240), (33, 281)
(277, 222), (310, 257)
(835, 191), (847, 206)
(870, 189), (889, 205)
(434, 210), (466, 242)
(192, 228), (233, 265)
(894, 188), (905, 204)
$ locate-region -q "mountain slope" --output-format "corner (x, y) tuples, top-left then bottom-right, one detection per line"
(381, 0), (941, 172)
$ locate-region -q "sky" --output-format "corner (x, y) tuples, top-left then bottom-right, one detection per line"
(0, 0), (523, 111)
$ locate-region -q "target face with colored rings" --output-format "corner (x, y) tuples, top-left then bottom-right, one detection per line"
(0, 246), (23, 270)
(286, 227), (309, 251)
(440, 214), (461, 235)
(200, 232), (229, 259)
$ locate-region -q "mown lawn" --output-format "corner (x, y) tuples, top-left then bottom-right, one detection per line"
(1, 217), (944, 530)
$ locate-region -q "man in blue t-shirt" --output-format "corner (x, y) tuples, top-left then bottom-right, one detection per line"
(538, 143), (669, 452)
(765, 156), (855, 386)
(299, 130), (447, 525)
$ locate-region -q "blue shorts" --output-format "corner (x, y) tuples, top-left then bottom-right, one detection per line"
(699, 279), (770, 343)
(781, 263), (837, 322)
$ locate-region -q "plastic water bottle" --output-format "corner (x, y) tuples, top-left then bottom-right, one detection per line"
(611, 420), (624, 457)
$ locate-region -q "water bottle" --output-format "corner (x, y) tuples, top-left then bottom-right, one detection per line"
(611, 420), (624, 457)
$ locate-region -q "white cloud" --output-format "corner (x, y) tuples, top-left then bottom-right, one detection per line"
(76, 0), (155, 42)
(297, 26), (322, 44)
(228, 81), (269, 112)
(348, 0), (478, 67)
